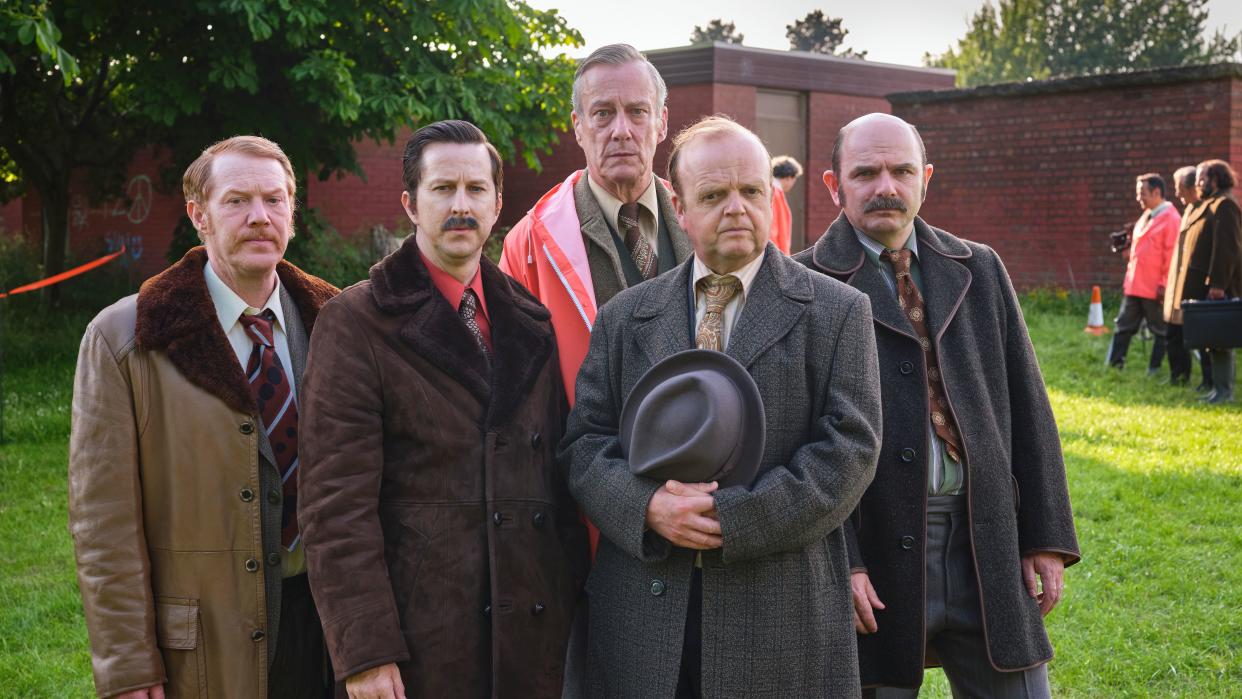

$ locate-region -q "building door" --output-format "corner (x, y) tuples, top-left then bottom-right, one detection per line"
(756, 89), (808, 252)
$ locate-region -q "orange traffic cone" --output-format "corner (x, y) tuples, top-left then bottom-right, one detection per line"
(1084, 285), (1109, 335)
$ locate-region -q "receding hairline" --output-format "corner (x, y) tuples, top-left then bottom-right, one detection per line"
(668, 116), (770, 195)
(571, 43), (668, 114)
(832, 115), (928, 175)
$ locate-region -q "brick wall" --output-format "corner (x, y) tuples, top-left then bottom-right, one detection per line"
(806, 93), (892, 244)
(305, 132), (413, 237)
(891, 67), (1242, 290)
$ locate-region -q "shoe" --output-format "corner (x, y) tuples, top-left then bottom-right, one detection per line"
(1207, 392), (1233, 404)
(1194, 382), (1212, 393)
(1147, 368), (1159, 377)
(1169, 374), (1189, 386)
(1200, 390), (1217, 402)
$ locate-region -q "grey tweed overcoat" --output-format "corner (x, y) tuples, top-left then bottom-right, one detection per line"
(795, 215), (1081, 689)
(560, 245), (883, 698)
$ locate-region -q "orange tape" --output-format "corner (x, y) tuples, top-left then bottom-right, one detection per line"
(0, 244), (127, 298)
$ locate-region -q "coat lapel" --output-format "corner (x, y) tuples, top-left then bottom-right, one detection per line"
(574, 174), (628, 285)
(914, 220), (973, 344)
(134, 247), (337, 416)
(631, 258), (695, 368)
(654, 180), (694, 264)
(726, 247), (811, 369)
(479, 259), (555, 428)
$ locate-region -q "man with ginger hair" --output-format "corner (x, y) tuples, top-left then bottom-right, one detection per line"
(69, 136), (337, 698)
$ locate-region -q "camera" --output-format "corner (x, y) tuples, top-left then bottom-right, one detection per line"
(1109, 228), (1132, 254)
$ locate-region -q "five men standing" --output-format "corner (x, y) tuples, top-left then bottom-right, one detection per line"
(796, 113), (1080, 697)
(69, 136), (338, 698)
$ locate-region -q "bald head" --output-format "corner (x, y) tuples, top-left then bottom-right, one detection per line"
(831, 113), (927, 177)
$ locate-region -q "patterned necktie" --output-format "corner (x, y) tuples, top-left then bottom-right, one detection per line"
(695, 274), (743, 351)
(239, 310), (300, 550)
(619, 202), (658, 280)
(880, 249), (963, 462)
(460, 288), (490, 360)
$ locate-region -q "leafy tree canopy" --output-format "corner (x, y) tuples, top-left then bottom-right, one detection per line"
(786, 10), (867, 59)
(0, 0), (582, 298)
(690, 19), (743, 45)
(927, 0), (1240, 86)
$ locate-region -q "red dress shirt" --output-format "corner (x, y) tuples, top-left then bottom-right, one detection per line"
(420, 250), (492, 352)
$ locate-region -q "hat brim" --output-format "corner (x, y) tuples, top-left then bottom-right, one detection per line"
(620, 349), (765, 490)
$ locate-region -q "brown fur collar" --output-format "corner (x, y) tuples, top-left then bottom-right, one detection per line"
(135, 246), (339, 414)
(369, 235), (555, 428)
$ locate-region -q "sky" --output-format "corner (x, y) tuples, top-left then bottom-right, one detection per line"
(526, 0), (1242, 68)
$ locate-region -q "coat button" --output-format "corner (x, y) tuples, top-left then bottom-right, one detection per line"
(251, 629), (265, 642)
(245, 558), (260, 572)
(530, 432), (543, 449)
(492, 511), (503, 527)
(900, 447), (917, 463)
(267, 490), (282, 505)
(532, 511), (547, 529)
(531, 603), (545, 615)
(482, 604), (491, 617)
(900, 535), (916, 550)
(899, 361), (914, 375)
(239, 422), (255, 435)
(650, 579), (666, 596)
(266, 552), (281, 567)
(239, 488), (255, 502)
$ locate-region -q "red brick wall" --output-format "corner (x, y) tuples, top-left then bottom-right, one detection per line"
(806, 93), (892, 245)
(306, 131), (414, 237)
(893, 77), (1240, 290)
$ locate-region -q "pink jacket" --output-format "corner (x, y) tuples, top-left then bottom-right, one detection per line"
(1125, 203), (1180, 300)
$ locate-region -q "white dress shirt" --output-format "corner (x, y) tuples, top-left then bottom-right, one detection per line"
(204, 261), (296, 402)
(587, 172), (660, 253)
(691, 250), (767, 351)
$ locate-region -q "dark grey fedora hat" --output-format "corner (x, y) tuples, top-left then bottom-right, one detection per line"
(619, 349), (765, 489)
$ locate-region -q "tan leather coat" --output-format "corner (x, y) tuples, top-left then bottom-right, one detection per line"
(68, 248), (336, 698)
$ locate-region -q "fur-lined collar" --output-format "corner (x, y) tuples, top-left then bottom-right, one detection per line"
(369, 236), (555, 428)
(135, 247), (339, 414)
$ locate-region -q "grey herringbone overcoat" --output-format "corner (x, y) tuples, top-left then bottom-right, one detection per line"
(560, 246), (882, 698)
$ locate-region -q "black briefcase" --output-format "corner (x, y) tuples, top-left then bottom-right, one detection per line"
(1182, 298), (1242, 349)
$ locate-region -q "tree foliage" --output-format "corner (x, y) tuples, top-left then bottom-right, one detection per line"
(690, 19), (743, 45)
(0, 0), (582, 300)
(927, 0), (1241, 86)
(786, 10), (867, 59)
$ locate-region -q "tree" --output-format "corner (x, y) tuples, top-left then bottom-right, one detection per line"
(928, 0), (1240, 86)
(786, 10), (867, 59)
(0, 1), (582, 303)
(690, 19), (744, 45)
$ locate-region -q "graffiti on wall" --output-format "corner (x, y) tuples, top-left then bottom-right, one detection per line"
(71, 174), (152, 261)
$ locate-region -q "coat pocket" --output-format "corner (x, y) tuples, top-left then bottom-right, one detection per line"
(155, 597), (207, 698)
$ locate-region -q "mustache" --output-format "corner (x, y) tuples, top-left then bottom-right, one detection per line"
(863, 196), (908, 213)
(441, 216), (479, 231)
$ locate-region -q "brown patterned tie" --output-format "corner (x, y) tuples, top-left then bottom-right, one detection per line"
(880, 249), (963, 462)
(459, 288), (490, 362)
(695, 274), (743, 351)
(619, 202), (658, 280)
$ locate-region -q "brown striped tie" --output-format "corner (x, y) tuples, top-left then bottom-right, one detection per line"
(619, 202), (658, 280)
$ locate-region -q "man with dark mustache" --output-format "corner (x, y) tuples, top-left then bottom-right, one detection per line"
(795, 113), (1080, 698)
(298, 120), (588, 698)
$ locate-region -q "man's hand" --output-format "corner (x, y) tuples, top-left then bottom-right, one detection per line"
(645, 480), (722, 550)
(346, 663), (405, 699)
(851, 572), (885, 634)
(1022, 552), (1066, 616)
(116, 687), (165, 699)
(1207, 287), (1226, 300)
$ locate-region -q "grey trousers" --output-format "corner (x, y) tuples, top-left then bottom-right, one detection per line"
(870, 496), (1051, 699)
(1107, 295), (1166, 368)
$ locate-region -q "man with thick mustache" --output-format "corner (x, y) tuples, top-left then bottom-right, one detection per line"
(795, 113), (1080, 697)
(299, 120), (588, 699)
(69, 136), (338, 698)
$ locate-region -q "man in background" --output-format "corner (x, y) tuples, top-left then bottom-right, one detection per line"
(1106, 173), (1179, 374)
(1163, 166), (1202, 386)
(770, 154), (803, 254)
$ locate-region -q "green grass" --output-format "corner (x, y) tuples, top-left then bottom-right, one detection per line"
(0, 295), (1238, 697)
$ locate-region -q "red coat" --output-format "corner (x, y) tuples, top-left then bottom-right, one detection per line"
(1124, 203), (1179, 299)
(770, 183), (792, 254)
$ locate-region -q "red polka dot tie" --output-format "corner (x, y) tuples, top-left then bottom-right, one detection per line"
(880, 249), (963, 463)
(240, 310), (300, 550)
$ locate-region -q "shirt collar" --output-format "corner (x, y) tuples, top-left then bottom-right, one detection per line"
(1149, 201), (1171, 217)
(419, 249), (488, 318)
(204, 259), (285, 332)
(853, 226), (919, 263)
(692, 249), (767, 300)
(587, 172), (659, 230)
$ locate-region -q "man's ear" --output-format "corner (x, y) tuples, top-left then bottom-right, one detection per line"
(671, 189), (688, 230)
(656, 105), (669, 144)
(187, 199), (208, 234)
(571, 110), (584, 147)
(400, 190), (417, 225)
(823, 170), (842, 207)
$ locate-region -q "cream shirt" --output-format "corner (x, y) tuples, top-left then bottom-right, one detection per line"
(587, 172), (660, 253)
(691, 251), (766, 351)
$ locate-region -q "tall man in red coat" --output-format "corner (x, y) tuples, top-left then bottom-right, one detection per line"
(299, 120), (588, 699)
(796, 113), (1080, 697)
(1106, 173), (1180, 373)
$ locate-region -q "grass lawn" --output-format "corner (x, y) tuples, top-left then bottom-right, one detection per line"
(0, 292), (1238, 697)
